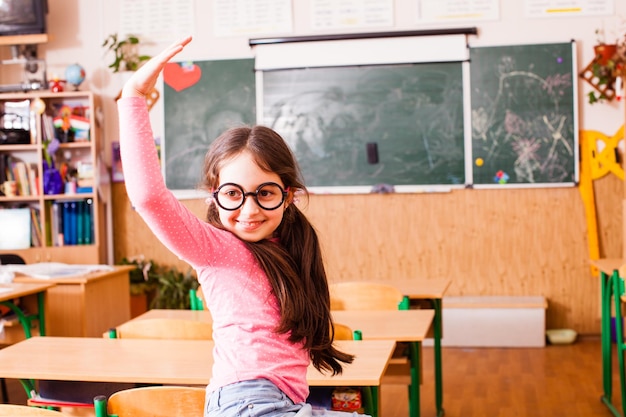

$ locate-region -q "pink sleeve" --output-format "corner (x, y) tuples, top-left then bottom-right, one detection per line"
(118, 97), (165, 207)
(117, 97), (226, 267)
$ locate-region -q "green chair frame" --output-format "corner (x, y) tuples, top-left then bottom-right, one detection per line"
(602, 268), (626, 417)
(188, 289), (204, 311)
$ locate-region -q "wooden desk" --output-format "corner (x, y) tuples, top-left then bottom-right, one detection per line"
(590, 258), (626, 417)
(0, 282), (54, 345)
(125, 308), (434, 417)
(372, 278), (450, 417)
(0, 336), (394, 412)
(13, 266), (133, 337)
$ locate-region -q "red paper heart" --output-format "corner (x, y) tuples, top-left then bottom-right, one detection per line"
(163, 62), (202, 92)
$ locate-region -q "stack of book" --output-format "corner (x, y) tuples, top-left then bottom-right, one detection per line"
(0, 155), (39, 197)
(48, 199), (93, 246)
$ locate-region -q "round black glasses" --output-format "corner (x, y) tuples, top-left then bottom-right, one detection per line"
(212, 182), (288, 211)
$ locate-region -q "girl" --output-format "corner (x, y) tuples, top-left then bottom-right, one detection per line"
(118, 37), (362, 417)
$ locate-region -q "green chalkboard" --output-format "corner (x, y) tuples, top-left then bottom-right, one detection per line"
(470, 42), (577, 186)
(163, 59), (256, 190)
(261, 62), (465, 189)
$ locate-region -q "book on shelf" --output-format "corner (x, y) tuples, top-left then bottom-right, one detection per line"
(30, 207), (42, 247)
(84, 198), (92, 244)
(0, 154), (8, 184)
(76, 199), (84, 245)
(42, 114), (55, 143)
(49, 201), (62, 246)
(27, 163), (39, 196)
(11, 161), (30, 196)
(62, 201), (71, 245)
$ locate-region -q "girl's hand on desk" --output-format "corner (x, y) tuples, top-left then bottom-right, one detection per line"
(121, 35), (193, 99)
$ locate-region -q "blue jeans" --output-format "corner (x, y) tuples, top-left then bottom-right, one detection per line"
(205, 379), (369, 417)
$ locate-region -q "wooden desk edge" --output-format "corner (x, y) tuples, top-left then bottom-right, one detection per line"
(13, 265), (134, 284)
(0, 282), (55, 301)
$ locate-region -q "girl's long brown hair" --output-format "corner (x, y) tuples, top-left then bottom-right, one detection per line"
(201, 125), (353, 374)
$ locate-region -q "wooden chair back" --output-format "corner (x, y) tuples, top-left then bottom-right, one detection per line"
(329, 282), (404, 310)
(0, 405), (72, 416)
(332, 322), (354, 340)
(114, 318), (212, 340)
(95, 386), (206, 417)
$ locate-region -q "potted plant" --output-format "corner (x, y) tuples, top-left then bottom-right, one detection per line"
(150, 265), (198, 310)
(118, 256), (199, 314)
(102, 33), (151, 73)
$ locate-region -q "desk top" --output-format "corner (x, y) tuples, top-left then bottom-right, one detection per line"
(0, 282), (55, 303)
(12, 265), (134, 284)
(590, 259), (626, 276)
(127, 309), (434, 343)
(332, 310), (433, 342)
(0, 336), (395, 387)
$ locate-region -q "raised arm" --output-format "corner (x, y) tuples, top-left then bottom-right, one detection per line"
(117, 36), (226, 267)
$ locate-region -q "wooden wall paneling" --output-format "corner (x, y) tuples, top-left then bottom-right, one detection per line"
(112, 179), (621, 334)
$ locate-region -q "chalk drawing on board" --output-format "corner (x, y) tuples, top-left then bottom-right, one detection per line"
(163, 59), (256, 191)
(260, 62), (466, 192)
(470, 42), (577, 187)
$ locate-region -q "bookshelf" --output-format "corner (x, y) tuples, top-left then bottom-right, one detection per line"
(0, 90), (106, 264)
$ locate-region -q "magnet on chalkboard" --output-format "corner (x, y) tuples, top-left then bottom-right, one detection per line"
(366, 142), (379, 164)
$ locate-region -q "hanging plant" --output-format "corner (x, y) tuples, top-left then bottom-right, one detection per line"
(583, 28), (626, 104)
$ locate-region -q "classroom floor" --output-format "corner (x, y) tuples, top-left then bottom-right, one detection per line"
(2, 336), (621, 417)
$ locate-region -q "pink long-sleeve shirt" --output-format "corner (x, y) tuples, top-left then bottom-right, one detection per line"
(118, 97), (309, 403)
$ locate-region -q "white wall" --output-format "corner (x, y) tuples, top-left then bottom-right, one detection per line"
(25, 0), (626, 164)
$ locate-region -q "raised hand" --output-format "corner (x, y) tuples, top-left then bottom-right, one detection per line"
(121, 35), (193, 99)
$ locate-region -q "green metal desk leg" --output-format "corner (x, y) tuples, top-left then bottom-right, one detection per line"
(36, 291), (46, 336)
(601, 271), (617, 414)
(432, 298), (444, 417)
(371, 386), (378, 417)
(94, 395), (109, 417)
(0, 301), (33, 338)
(18, 378), (36, 400)
(408, 341), (421, 417)
(1, 292), (47, 400)
(614, 273), (626, 417)
(361, 386), (378, 417)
